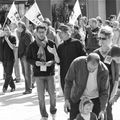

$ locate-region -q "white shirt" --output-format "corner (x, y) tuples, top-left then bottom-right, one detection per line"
(81, 68), (99, 99)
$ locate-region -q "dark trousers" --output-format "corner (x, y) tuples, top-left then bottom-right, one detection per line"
(3, 60), (15, 89)
(60, 76), (65, 92)
(106, 103), (113, 120)
(69, 97), (100, 120)
(20, 56), (32, 92)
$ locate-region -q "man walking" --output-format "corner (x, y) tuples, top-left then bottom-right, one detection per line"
(26, 24), (59, 120)
(17, 21), (32, 94)
(64, 53), (109, 120)
(57, 24), (86, 92)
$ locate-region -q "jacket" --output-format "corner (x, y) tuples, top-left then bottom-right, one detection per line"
(26, 40), (56, 77)
(64, 56), (109, 111)
(76, 112), (97, 120)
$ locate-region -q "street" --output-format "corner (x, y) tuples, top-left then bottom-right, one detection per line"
(0, 63), (120, 120)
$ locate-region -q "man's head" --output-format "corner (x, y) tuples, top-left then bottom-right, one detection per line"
(36, 24), (47, 40)
(17, 21), (26, 33)
(112, 21), (119, 30)
(111, 46), (120, 63)
(43, 18), (52, 28)
(9, 23), (17, 32)
(87, 53), (100, 72)
(57, 24), (71, 41)
(96, 16), (103, 27)
(89, 18), (98, 29)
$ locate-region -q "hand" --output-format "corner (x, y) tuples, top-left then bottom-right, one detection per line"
(109, 97), (115, 105)
(98, 111), (104, 120)
(35, 61), (45, 66)
(47, 45), (57, 55)
(64, 99), (71, 114)
(46, 61), (53, 67)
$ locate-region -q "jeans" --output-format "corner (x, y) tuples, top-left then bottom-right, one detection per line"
(20, 56), (32, 92)
(3, 60), (15, 89)
(35, 76), (57, 118)
(13, 47), (21, 80)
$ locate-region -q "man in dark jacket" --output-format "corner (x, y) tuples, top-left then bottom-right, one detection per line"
(26, 24), (59, 120)
(17, 21), (32, 94)
(64, 53), (109, 120)
(2, 26), (16, 93)
(57, 24), (86, 92)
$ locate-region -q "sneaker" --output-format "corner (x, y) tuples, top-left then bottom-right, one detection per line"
(51, 114), (56, 120)
(41, 117), (48, 120)
(14, 78), (21, 83)
(10, 88), (15, 92)
(23, 91), (32, 95)
(2, 88), (7, 93)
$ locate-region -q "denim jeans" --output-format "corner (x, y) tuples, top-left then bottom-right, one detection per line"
(3, 60), (15, 89)
(35, 76), (57, 118)
(20, 56), (32, 92)
(13, 47), (21, 80)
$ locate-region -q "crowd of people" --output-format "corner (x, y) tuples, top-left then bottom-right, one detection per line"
(0, 14), (120, 120)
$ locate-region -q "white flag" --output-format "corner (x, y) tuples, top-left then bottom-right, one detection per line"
(25, 2), (44, 26)
(69, 0), (82, 25)
(7, 2), (20, 23)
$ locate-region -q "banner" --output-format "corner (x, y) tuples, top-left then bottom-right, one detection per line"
(7, 2), (20, 23)
(69, 0), (82, 25)
(25, 2), (44, 26)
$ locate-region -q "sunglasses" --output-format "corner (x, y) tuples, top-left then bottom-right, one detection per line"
(97, 37), (107, 40)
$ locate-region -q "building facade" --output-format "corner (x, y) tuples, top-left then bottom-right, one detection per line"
(0, 0), (120, 26)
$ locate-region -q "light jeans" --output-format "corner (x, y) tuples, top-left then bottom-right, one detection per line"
(35, 76), (57, 118)
(13, 47), (21, 80)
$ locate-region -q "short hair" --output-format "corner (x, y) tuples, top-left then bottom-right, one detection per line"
(36, 24), (47, 31)
(99, 26), (113, 38)
(18, 21), (26, 31)
(43, 18), (51, 26)
(89, 18), (97, 24)
(111, 46), (120, 57)
(109, 15), (116, 21)
(105, 20), (111, 26)
(87, 53), (100, 64)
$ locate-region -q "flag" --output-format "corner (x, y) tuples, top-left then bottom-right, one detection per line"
(69, 0), (82, 25)
(25, 2), (44, 26)
(7, 2), (20, 23)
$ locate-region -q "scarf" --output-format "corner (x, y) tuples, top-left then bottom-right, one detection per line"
(35, 35), (48, 62)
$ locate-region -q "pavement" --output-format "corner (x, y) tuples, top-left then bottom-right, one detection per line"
(0, 63), (120, 120)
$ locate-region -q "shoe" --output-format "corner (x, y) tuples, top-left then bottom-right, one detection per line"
(51, 114), (56, 120)
(14, 78), (20, 83)
(41, 117), (48, 120)
(2, 88), (7, 93)
(23, 91), (32, 95)
(10, 88), (15, 92)
(32, 83), (35, 88)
